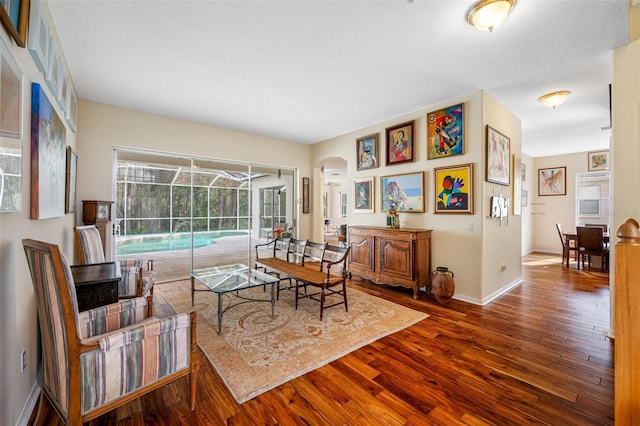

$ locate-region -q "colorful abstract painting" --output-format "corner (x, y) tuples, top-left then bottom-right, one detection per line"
(434, 163), (474, 214)
(427, 103), (464, 160)
(31, 83), (66, 219)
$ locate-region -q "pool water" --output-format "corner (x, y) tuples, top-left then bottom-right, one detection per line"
(117, 231), (248, 255)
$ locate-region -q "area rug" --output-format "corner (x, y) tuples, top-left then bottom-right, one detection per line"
(163, 285), (427, 404)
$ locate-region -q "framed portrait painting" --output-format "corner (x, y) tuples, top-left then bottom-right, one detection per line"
(486, 125), (510, 186)
(588, 151), (609, 171)
(434, 163), (474, 214)
(380, 171), (424, 213)
(385, 121), (414, 166)
(427, 103), (464, 159)
(538, 166), (566, 196)
(356, 133), (378, 171)
(353, 176), (374, 213)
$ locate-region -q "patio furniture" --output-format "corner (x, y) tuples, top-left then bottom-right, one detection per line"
(22, 239), (198, 425)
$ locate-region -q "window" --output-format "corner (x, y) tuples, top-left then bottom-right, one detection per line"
(339, 192), (347, 218)
(576, 172), (609, 226)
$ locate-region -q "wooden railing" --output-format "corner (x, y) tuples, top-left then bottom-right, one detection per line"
(615, 218), (640, 424)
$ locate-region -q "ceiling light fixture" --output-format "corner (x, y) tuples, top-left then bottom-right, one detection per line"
(467, 0), (516, 32)
(538, 90), (570, 109)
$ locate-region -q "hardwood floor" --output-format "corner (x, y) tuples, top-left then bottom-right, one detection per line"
(30, 252), (613, 425)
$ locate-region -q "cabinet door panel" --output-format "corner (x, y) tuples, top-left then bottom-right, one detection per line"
(349, 235), (374, 271)
(378, 238), (414, 279)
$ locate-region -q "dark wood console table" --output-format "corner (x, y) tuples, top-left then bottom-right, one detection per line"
(71, 262), (120, 311)
(348, 226), (432, 299)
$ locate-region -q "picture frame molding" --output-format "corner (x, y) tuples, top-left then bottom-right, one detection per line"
(353, 176), (375, 213)
(379, 171), (425, 213)
(486, 125), (511, 186)
(356, 133), (379, 171)
(538, 166), (567, 196)
(433, 163), (474, 214)
(385, 120), (415, 166)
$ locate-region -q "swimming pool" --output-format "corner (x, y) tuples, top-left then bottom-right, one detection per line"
(116, 231), (248, 255)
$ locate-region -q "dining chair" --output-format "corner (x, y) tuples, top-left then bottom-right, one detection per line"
(74, 225), (156, 315)
(336, 224), (347, 248)
(22, 239), (198, 425)
(556, 223), (578, 267)
(585, 223), (608, 232)
(576, 226), (609, 271)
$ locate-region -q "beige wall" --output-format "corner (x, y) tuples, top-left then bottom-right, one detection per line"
(531, 151), (609, 254)
(313, 90), (523, 304)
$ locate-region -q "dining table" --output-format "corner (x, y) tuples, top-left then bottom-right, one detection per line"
(563, 231), (609, 269)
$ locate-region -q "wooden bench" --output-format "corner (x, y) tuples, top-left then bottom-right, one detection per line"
(254, 243), (350, 320)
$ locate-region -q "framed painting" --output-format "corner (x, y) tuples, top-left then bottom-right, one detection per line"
(45, 37), (61, 99)
(380, 171), (424, 213)
(0, 0), (30, 47)
(0, 38), (23, 212)
(356, 133), (378, 171)
(427, 103), (464, 159)
(28, 0), (49, 72)
(353, 176), (374, 213)
(66, 83), (77, 132)
(302, 177), (310, 214)
(31, 83), (67, 219)
(486, 125), (510, 185)
(65, 147), (77, 213)
(385, 120), (414, 166)
(538, 166), (566, 196)
(434, 163), (474, 214)
(588, 151), (609, 171)
(521, 189), (528, 207)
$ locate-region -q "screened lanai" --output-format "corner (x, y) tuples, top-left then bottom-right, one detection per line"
(114, 150), (296, 282)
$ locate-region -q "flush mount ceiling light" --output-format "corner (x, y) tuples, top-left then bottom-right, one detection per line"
(538, 90), (570, 109)
(467, 0), (516, 32)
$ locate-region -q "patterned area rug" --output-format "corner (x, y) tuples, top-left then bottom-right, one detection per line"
(163, 285), (427, 404)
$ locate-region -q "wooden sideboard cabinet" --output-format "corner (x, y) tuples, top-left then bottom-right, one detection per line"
(348, 226), (432, 299)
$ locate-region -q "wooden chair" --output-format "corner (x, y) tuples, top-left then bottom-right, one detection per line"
(336, 224), (347, 247)
(22, 239), (198, 425)
(255, 236), (292, 296)
(577, 226), (609, 271)
(74, 225), (156, 315)
(295, 244), (350, 320)
(585, 223), (608, 232)
(556, 223), (578, 267)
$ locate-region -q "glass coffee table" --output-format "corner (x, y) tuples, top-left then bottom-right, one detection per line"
(190, 264), (279, 334)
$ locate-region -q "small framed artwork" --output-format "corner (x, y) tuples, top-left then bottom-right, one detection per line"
(434, 163), (474, 214)
(521, 189), (528, 207)
(45, 37), (61, 98)
(302, 177), (310, 214)
(0, 0), (30, 47)
(57, 64), (68, 111)
(28, 0), (49, 72)
(65, 147), (77, 213)
(385, 120), (414, 166)
(353, 176), (374, 213)
(380, 171), (424, 213)
(538, 166), (566, 196)
(426, 103), (464, 159)
(356, 133), (378, 171)
(486, 125), (510, 186)
(66, 83), (77, 132)
(588, 151), (609, 171)
(521, 163), (526, 181)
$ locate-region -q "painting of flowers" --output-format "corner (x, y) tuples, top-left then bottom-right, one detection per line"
(380, 171), (424, 213)
(434, 163), (474, 214)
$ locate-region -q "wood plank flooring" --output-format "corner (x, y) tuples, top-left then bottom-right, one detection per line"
(30, 252), (613, 425)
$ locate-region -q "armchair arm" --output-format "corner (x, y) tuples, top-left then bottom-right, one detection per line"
(77, 297), (148, 339)
(255, 240), (275, 259)
(95, 312), (191, 351)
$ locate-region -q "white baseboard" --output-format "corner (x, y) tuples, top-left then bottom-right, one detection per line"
(17, 371), (41, 426)
(452, 277), (523, 306)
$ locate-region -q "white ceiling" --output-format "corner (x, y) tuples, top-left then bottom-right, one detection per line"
(47, 0), (629, 159)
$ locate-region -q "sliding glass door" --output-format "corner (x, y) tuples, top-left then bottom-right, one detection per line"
(114, 149), (296, 283)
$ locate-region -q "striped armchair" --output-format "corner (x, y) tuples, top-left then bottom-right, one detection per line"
(23, 239), (199, 425)
(74, 225), (156, 315)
